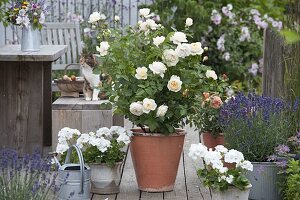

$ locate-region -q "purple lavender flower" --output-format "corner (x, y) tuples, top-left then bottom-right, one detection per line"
(275, 144), (290, 155)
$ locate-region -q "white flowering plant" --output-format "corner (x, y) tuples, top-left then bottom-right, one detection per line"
(56, 127), (132, 167)
(4, 1), (47, 30)
(189, 143), (253, 191)
(99, 8), (213, 134)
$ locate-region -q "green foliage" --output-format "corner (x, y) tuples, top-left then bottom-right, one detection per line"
(284, 159), (300, 200)
(0, 0), (9, 24)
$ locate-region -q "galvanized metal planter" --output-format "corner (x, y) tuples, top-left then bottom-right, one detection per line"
(246, 162), (280, 200)
(89, 162), (123, 194)
(57, 145), (91, 200)
(21, 25), (41, 52)
(211, 184), (252, 200)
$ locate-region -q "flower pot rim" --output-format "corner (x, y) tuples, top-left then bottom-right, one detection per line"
(201, 132), (224, 136)
(88, 161), (124, 166)
(251, 161), (277, 165)
(131, 127), (186, 137)
(211, 184), (252, 191)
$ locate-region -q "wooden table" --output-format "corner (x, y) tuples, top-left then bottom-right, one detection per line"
(0, 45), (67, 154)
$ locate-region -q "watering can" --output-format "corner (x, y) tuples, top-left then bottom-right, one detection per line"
(54, 145), (91, 200)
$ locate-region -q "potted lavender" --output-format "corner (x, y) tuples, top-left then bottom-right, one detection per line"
(220, 92), (299, 200)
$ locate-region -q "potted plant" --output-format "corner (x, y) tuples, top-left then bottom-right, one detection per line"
(4, 0), (47, 51)
(268, 131), (300, 199)
(188, 143), (253, 200)
(98, 8), (212, 191)
(191, 73), (232, 149)
(56, 126), (132, 194)
(219, 92), (299, 200)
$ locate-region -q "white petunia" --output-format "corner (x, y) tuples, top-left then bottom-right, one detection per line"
(135, 67), (148, 80)
(96, 127), (111, 137)
(175, 43), (191, 58)
(117, 132), (131, 145)
(167, 75), (182, 92)
(170, 32), (188, 45)
(185, 18), (193, 27)
(205, 70), (218, 80)
(96, 137), (111, 153)
(190, 42), (204, 56)
(56, 143), (69, 154)
(130, 102), (144, 116)
(76, 133), (90, 148)
(149, 61), (167, 78)
(236, 160), (253, 171)
(224, 149), (244, 163)
(139, 8), (151, 17)
(153, 36), (165, 47)
(162, 49), (179, 67)
(156, 105), (168, 117)
(215, 145), (228, 154)
(188, 143), (208, 160)
(226, 175), (234, 184)
(96, 41), (110, 56)
(142, 98), (157, 113)
(204, 149), (222, 166)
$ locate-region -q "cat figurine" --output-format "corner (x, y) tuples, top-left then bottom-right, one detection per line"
(80, 54), (102, 101)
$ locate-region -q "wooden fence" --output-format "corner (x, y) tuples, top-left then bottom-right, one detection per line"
(0, 0), (152, 45)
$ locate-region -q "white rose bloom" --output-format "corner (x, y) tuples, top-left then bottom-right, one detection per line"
(149, 61), (167, 78)
(142, 98), (157, 113)
(175, 43), (191, 58)
(185, 18), (193, 27)
(215, 145), (228, 154)
(156, 105), (168, 117)
(188, 143), (208, 160)
(146, 19), (159, 30)
(88, 12), (101, 23)
(96, 41), (110, 56)
(96, 137), (111, 153)
(56, 143), (69, 154)
(139, 8), (151, 17)
(96, 127), (111, 137)
(190, 42), (204, 55)
(170, 32), (188, 45)
(236, 160), (253, 171)
(153, 36), (165, 47)
(117, 132), (131, 145)
(167, 75), (182, 92)
(163, 49), (179, 67)
(135, 67), (148, 80)
(226, 175), (234, 184)
(224, 149), (244, 163)
(205, 70), (218, 80)
(114, 15), (120, 21)
(130, 102), (144, 116)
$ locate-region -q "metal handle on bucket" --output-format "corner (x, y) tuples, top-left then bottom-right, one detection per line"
(65, 145), (85, 194)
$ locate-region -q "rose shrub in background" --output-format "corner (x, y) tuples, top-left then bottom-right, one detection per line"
(220, 92), (299, 162)
(0, 149), (57, 200)
(98, 8), (219, 134)
(56, 127), (132, 167)
(189, 143), (253, 191)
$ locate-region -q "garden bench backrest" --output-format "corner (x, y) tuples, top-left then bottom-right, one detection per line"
(41, 22), (82, 71)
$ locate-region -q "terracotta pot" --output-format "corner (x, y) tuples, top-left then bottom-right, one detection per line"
(130, 128), (185, 192)
(200, 132), (225, 149)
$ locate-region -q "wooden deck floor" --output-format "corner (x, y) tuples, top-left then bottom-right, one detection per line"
(92, 124), (211, 200)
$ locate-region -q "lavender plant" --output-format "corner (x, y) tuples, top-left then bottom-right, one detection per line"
(0, 149), (58, 200)
(220, 92), (299, 162)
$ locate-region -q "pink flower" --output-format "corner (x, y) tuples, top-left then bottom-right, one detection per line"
(210, 96), (223, 109)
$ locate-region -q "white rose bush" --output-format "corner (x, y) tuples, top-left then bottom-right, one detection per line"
(56, 126), (132, 167)
(99, 8), (213, 134)
(189, 143), (253, 191)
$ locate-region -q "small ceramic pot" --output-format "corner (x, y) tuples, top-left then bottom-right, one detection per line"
(211, 184), (252, 200)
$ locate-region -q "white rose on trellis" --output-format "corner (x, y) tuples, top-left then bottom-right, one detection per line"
(130, 102), (144, 116)
(175, 43), (191, 58)
(149, 61), (167, 78)
(135, 67), (148, 80)
(114, 15), (120, 22)
(167, 75), (182, 92)
(170, 32), (188, 45)
(162, 49), (179, 67)
(96, 41), (110, 56)
(139, 8), (151, 18)
(185, 17), (193, 27)
(224, 149), (245, 163)
(88, 12), (101, 23)
(190, 42), (204, 56)
(143, 98), (157, 113)
(205, 70), (218, 80)
(153, 36), (165, 47)
(156, 105), (168, 117)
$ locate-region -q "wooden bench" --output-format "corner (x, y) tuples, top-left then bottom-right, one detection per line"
(41, 22), (82, 92)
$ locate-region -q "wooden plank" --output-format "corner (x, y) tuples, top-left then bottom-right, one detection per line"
(92, 194), (116, 200)
(140, 192), (163, 200)
(116, 149), (140, 200)
(183, 125), (211, 200)
(75, 22), (82, 59)
(64, 28), (72, 63)
(69, 28), (77, 63)
(57, 28), (66, 64)
(164, 154), (187, 200)
(82, 110), (113, 132)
